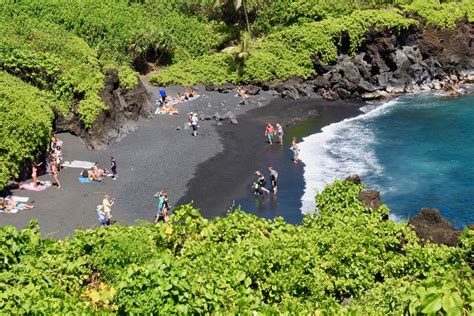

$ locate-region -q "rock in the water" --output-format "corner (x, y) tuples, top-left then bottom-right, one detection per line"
(345, 174), (362, 184)
(409, 208), (461, 246)
(358, 190), (382, 210)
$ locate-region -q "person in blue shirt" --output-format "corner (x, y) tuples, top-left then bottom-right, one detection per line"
(159, 88), (167, 103)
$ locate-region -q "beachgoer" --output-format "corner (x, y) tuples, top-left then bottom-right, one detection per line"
(110, 156), (117, 180)
(54, 146), (63, 169)
(102, 194), (115, 225)
(190, 89), (199, 98)
(265, 123), (275, 144)
(0, 198), (34, 212)
(97, 205), (108, 226)
(161, 192), (170, 222)
(255, 171), (270, 195)
(50, 159), (61, 189)
(154, 191), (165, 223)
(290, 137), (300, 164)
(276, 123), (284, 144)
(51, 134), (57, 151)
(237, 87), (249, 99)
(191, 113), (199, 136)
(159, 88), (167, 103)
(32, 163), (39, 188)
(88, 163), (105, 181)
(252, 181), (261, 195)
(322, 85), (334, 100)
(269, 166), (279, 194)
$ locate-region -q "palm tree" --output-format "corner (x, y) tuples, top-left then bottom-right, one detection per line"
(222, 31), (250, 78)
(214, 0), (251, 35)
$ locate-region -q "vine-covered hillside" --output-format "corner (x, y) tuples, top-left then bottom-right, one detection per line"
(1, 180), (472, 314)
(0, 0), (472, 188)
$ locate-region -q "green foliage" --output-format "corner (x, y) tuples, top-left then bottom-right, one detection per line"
(0, 71), (59, 187)
(150, 53), (238, 86)
(1, 180), (472, 313)
(404, 0), (474, 28)
(152, 9), (417, 85)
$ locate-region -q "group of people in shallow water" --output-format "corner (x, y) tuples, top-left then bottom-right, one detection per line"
(253, 167), (278, 196)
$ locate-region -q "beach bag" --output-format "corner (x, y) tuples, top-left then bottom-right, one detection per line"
(81, 169), (88, 178)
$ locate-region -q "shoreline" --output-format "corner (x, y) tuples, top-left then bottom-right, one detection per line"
(177, 97), (364, 220)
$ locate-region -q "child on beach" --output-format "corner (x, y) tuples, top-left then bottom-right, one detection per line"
(191, 113), (199, 136)
(265, 123), (275, 144)
(290, 137), (300, 163)
(154, 191), (164, 223)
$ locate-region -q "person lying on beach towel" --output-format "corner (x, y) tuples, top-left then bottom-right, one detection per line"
(20, 182), (49, 191)
(0, 197), (34, 212)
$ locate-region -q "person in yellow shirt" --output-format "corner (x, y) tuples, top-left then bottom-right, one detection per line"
(102, 194), (115, 225)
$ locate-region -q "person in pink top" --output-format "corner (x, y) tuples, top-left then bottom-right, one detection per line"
(265, 123), (275, 144)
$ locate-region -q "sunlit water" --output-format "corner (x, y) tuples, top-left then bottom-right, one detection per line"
(300, 91), (474, 228)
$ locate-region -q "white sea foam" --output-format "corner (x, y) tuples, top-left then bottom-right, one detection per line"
(299, 99), (401, 214)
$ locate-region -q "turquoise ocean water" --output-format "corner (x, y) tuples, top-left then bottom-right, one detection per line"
(236, 90), (473, 228)
(300, 91), (474, 228)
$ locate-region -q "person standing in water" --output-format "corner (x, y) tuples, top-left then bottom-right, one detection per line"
(265, 123), (275, 144)
(255, 171), (270, 194)
(290, 137), (300, 164)
(276, 123), (284, 144)
(268, 166), (279, 194)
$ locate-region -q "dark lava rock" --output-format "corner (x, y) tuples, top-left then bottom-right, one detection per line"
(338, 63), (362, 84)
(358, 190), (382, 210)
(213, 112), (222, 121)
(312, 76), (331, 92)
(345, 174), (362, 184)
(216, 83), (234, 93)
(409, 208), (461, 247)
(245, 85), (261, 95)
(205, 84), (216, 91)
(358, 79), (377, 92)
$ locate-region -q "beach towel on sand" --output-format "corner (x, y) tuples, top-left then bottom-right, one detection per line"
(11, 196), (29, 203)
(63, 160), (96, 169)
(79, 177), (98, 183)
(20, 183), (48, 191)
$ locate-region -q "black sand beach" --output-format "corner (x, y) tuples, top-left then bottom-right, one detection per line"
(1, 81), (362, 238)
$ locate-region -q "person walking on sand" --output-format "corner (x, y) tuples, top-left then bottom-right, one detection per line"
(290, 137), (300, 164)
(268, 166), (279, 194)
(110, 156), (117, 180)
(103, 194), (115, 225)
(191, 112), (199, 136)
(161, 192), (170, 222)
(276, 123), (284, 144)
(50, 159), (61, 189)
(265, 123), (275, 144)
(154, 191), (165, 223)
(255, 171), (270, 194)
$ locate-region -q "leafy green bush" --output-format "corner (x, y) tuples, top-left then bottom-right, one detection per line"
(404, 0), (473, 28)
(152, 9), (417, 85)
(0, 71), (60, 187)
(0, 180), (472, 313)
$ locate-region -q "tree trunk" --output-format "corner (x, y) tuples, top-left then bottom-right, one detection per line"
(242, 0), (251, 36)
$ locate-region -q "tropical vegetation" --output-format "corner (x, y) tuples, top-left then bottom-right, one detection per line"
(1, 0), (472, 187)
(0, 180), (472, 314)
